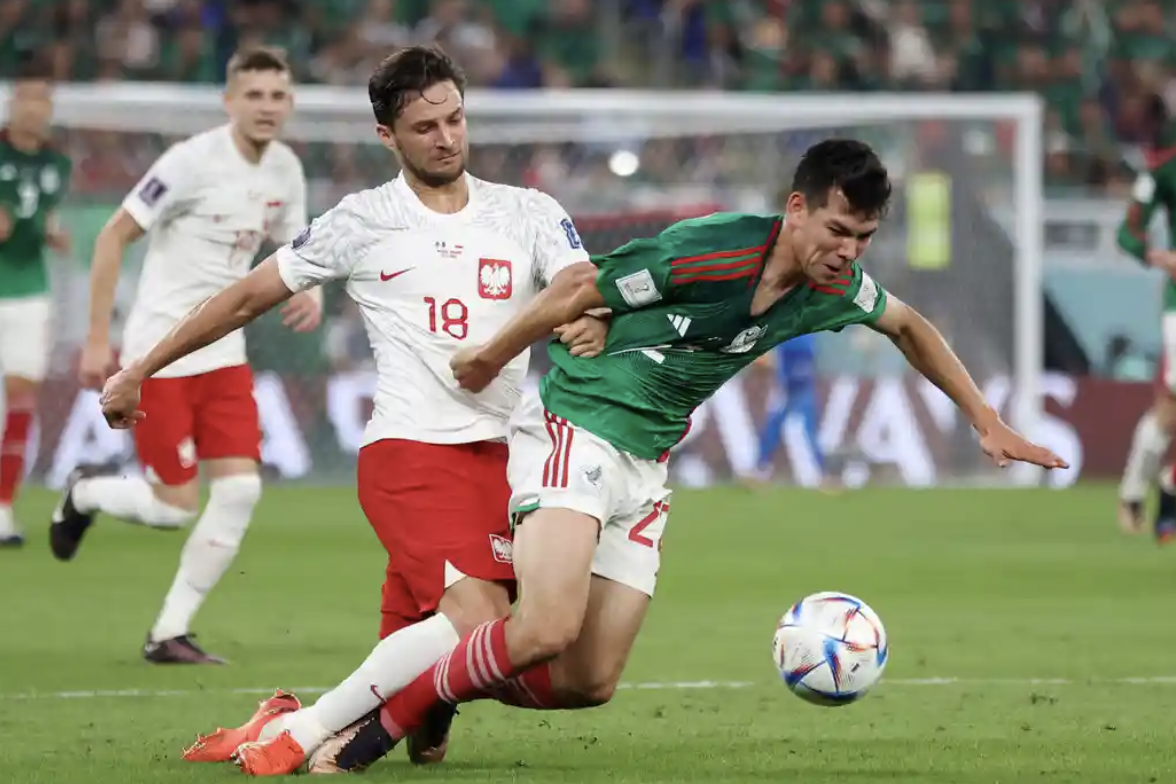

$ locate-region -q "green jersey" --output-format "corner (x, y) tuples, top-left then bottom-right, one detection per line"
(539, 212), (889, 460)
(0, 132), (72, 301)
(1120, 124), (1176, 310)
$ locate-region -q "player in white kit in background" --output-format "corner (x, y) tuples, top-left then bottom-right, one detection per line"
(96, 46), (607, 766)
(54, 47), (323, 665)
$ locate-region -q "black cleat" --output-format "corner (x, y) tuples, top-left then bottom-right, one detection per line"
(407, 702), (457, 765)
(308, 710), (399, 774)
(143, 633), (227, 664)
(48, 464), (105, 561)
(0, 532), (24, 548)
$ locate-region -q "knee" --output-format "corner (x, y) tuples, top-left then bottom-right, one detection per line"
(552, 660), (622, 707)
(200, 474), (263, 547)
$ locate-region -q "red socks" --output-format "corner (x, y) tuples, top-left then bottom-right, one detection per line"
(379, 618), (520, 738)
(0, 407), (32, 505)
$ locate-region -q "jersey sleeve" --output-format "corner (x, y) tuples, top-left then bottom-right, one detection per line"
(1118, 160), (1173, 261)
(269, 158), (309, 246)
(275, 193), (372, 292)
(121, 143), (199, 232)
(807, 264), (889, 333)
(528, 190), (590, 286)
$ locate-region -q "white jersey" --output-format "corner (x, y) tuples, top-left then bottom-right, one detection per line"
(120, 124), (307, 378)
(276, 173), (590, 446)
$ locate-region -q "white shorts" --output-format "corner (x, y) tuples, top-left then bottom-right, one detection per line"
(507, 390), (671, 597)
(0, 296), (51, 382)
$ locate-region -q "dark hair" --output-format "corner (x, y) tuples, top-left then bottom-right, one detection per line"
(790, 138), (891, 218)
(368, 45), (467, 126)
(226, 46), (290, 79)
(14, 51), (52, 83)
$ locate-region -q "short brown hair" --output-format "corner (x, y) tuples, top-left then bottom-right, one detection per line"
(368, 45), (467, 126)
(226, 46), (290, 80)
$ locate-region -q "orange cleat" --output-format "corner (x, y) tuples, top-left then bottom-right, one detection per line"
(234, 731), (308, 776)
(182, 690), (302, 763)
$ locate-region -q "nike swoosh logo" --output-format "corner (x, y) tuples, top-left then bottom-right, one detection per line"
(380, 268), (413, 282)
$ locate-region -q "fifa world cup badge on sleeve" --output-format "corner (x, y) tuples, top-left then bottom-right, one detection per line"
(616, 269), (662, 308)
(292, 226), (311, 249)
(560, 218), (583, 249)
(139, 176), (168, 206)
(853, 272), (879, 312)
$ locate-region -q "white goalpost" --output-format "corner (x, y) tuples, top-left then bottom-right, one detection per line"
(0, 83), (1045, 487)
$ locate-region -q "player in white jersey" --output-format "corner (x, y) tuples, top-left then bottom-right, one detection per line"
(97, 46), (608, 768)
(52, 47), (322, 665)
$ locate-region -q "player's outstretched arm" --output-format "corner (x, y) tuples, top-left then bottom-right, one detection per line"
(452, 262), (605, 392)
(99, 257), (295, 428)
(870, 297), (1068, 470)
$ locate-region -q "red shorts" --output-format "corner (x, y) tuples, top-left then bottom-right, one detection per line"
(357, 439), (516, 637)
(133, 364), (261, 486)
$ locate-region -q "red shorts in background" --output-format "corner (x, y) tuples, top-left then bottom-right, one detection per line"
(357, 438), (516, 638)
(133, 364), (261, 486)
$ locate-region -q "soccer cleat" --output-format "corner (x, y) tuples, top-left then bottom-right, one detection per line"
(48, 464), (105, 561)
(234, 731), (308, 776)
(406, 702), (457, 765)
(1118, 499), (1145, 535)
(307, 711), (398, 774)
(182, 690), (301, 762)
(144, 633), (227, 665)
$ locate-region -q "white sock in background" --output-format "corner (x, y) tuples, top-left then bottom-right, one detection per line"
(149, 474), (262, 642)
(1119, 411), (1171, 503)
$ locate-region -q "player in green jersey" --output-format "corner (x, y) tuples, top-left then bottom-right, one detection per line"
(0, 56), (71, 547)
(189, 138), (1068, 775)
(1116, 95), (1176, 541)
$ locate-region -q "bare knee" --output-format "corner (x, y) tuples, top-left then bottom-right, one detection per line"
(512, 612), (584, 663)
(554, 669), (620, 708)
(438, 578), (512, 636)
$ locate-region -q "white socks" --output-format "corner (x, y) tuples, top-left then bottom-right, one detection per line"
(73, 475), (194, 529)
(150, 474), (262, 643)
(266, 614), (461, 753)
(1120, 411), (1171, 503)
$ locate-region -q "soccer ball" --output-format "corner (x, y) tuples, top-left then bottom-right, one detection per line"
(772, 591), (888, 706)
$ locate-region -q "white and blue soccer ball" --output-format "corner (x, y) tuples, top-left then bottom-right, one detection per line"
(772, 591), (888, 706)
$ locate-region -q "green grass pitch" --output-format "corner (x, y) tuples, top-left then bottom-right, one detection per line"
(2, 484), (1175, 783)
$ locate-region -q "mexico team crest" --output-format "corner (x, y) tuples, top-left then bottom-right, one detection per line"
(478, 258), (513, 300)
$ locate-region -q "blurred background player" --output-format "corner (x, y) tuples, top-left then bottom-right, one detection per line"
(1115, 92), (1176, 542)
(96, 45), (604, 764)
(52, 46), (320, 664)
(752, 333), (835, 489)
(0, 54), (71, 547)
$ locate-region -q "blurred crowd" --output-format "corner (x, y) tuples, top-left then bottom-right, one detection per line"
(4, 0), (1174, 195)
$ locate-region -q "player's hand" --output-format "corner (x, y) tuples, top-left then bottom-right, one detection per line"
(99, 369), (146, 430)
(280, 291), (323, 333)
(0, 208), (12, 241)
(78, 339), (115, 390)
(977, 420), (1069, 470)
(451, 345), (501, 393)
(554, 314), (608, 358)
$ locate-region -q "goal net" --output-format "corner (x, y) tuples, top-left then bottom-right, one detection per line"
(6, 84), (1043, 489)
